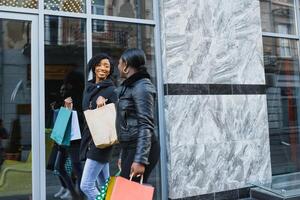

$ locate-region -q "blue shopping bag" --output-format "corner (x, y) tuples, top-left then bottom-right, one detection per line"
(50, 107), (72, 146)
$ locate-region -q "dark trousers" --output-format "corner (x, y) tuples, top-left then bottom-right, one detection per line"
(0, 148), (4, 166)
(120, 140), (160, 183)
(55, 148), (77, 197)
(55, 145), (84, 199)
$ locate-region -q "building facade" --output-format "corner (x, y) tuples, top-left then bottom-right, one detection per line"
(0, 0), (299, 200)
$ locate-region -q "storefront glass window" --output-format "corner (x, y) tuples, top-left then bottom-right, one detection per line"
(92, 0), (153, 20)
(44, 0), (86, 13)
(0, 19), (33, 199)
(263, 36), (300, 175)
(92, 20), (161, 199)
(0, 0), (38, 9)
(260, 0), (296, 34)
(44, 16), (86, 199)
(0, 0), (161, 198)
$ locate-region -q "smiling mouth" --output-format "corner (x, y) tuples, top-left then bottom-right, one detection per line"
(97, 72), (106, 75)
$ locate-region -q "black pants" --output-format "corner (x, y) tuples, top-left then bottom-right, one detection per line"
(0, 148), (4, 167)
(120, 140), (160, 183)
(55, 148), (77, 197)
(55, 145), (84, 199)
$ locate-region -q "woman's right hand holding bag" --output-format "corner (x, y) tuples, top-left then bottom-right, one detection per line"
(64, 97), (73, 110)
(96, 96), (108, 108)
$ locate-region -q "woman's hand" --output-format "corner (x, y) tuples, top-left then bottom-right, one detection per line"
(96, 96), (107, 107)
(130, 162), (145, 177)
(64, 97), (73, 109)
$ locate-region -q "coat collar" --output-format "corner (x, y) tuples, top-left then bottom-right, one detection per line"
(122, 68), (151, 87)
(86, 78), (114, 92)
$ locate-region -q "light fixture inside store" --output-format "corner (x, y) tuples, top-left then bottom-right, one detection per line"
(0, 0), (37, 8)
(44, 0), (84, 13)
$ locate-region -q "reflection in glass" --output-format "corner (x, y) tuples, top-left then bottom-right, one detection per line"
(92, 0), (153, 20)
(92, 20), (161, 199)
(263, 37), (300, 175)
(0, 19), (32, 199)
(253, 172), (300, 197)
(45, 16), (86, 199)
(44, 0), (85, 13)
(92, 20), (155, 83)
(259, 0), (296, 34)
(0, 0), (38, 9)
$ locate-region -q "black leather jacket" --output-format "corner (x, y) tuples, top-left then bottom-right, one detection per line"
(117, 73), (156, 165)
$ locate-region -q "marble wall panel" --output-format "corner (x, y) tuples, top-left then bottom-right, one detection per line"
(168, 140), (271, 199)
(160, 0), (265, 84)
(168, 144), (206, 199)
(165, 95), (269, 146)
(165, 95), (271, 198)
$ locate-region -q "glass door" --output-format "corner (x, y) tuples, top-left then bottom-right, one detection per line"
(0, 12), (40, 200)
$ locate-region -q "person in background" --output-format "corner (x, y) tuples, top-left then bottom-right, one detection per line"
(61, 70), (85, 200)
(116, 48), (160, 183)
(51, 80), (84, 200)
(80, 53), (117, 200)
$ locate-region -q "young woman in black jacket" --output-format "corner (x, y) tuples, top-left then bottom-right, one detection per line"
(117, 48), (160, 183)
(79, 53), (117, 200)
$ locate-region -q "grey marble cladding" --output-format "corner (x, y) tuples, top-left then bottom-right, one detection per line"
(166, 95), (269, 145)
(165, 95), (271, 199)
(161, 0), (265, 84)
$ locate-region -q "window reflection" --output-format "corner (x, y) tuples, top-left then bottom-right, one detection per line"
(263, 37), (300, 174)
(0, 0), (38, 9)
(44, 0), (85, 13)
(44, 16), (86, 199)
(92, 0), (153, 20)
(260, 0), (296, 34)
(0, 19), (32, 199)
(92, 20), (155, 80)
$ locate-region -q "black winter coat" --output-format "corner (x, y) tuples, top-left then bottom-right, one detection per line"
(80, 78), (117, 163)
(117, 69), (157, 165)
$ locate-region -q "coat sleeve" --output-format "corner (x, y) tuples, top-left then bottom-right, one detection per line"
(107, 87), (118, 104)
(131, 83), (155, 165)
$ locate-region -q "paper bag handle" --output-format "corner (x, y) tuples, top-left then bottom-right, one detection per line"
(129, 173), (144, 184)
(96, 99), (108, 108)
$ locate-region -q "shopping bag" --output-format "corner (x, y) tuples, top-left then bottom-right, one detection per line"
(70, 111), (81, 141)
(50, 107), (72, 146)
(96, 171), (121, 200)
(96, 177), (111, 200)
(108, 176), (154, 200)
(105, 176), (117, 200)
(84, 103), (118, 149)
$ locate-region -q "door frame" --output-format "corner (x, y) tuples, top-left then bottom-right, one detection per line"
(0, 12), (41, 200)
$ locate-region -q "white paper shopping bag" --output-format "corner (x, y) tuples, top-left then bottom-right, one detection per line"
(84, 103), (118, 148)
(70, 111), (81, 141)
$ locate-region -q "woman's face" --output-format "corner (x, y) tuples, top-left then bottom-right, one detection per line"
(95, 58), (111, 81)
(118, 58), (127, 78)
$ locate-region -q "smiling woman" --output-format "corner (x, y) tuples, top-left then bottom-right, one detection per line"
(79, 53), (118, 200)
(94, 59), (111, 82)
(91, 20), (162, 199)
(0, 0), (162, 198)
